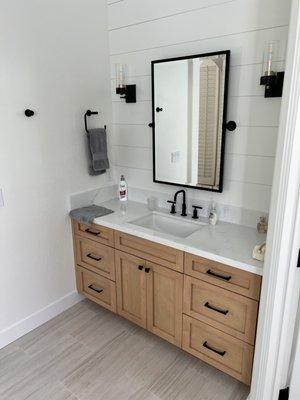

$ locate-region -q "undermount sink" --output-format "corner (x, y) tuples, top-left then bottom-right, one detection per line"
(129, 212), (207, 238)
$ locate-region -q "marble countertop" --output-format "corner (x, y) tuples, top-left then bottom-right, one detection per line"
(93, 199), (265, 276)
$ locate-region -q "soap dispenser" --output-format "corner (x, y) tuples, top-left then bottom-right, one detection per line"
(119, 175), (128, 202)
(209, 202), (218, 225)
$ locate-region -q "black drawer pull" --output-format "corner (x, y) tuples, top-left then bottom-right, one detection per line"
(88, 284), (103, 294)
(85, 228), (101, 236)
(204, 302), (229, 315)
(206, 269), (232, 281)
(86, 253), (102, 262)
(138, 265), (144, 271)
(203, 341), (226, 357)
(145, 267), (150, 273)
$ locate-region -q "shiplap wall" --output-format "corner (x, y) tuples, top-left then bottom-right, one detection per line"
(108, 0), (291, 213)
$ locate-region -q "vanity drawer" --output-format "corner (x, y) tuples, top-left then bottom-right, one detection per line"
(76, 266), (116, 313)
(72, 220), (114, 247)
(75, 236), (115, 281)
(183, 276), (258, 344)
(185, 253), (261, 300)
(115, 231), (184, 272)
(182, 315), (253, 385)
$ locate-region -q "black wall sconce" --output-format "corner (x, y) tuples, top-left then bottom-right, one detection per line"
(260, 41), (285, 98)
(115, 64), (136, 103)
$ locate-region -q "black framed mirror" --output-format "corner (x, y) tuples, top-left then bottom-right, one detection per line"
(151, 50), (230, 192)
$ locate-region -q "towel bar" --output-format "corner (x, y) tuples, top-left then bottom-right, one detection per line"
(84, 110), (106, 133)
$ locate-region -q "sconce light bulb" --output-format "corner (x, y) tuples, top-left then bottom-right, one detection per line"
(263, 40), (279, 77)
(115, 63), (127, 89)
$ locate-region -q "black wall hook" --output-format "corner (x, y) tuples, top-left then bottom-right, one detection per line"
(25, 109), (35, 117)
(84, 109), (98, 133)
(226, 121), (237, 131)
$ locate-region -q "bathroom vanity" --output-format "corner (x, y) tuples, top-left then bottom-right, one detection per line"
(72, 52), (264, 386)
(71, 200), (263, 386)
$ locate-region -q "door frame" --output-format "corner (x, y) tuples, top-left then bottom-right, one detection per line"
(249, 0), (300, 398)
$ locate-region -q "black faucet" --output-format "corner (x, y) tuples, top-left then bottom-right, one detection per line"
(167, 190), (187, 216)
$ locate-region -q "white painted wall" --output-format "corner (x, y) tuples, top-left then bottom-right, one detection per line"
(0, 0), (113, 346)
(108, 0), (291, 213)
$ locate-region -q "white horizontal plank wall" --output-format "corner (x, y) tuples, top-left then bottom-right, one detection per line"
(108, 0), (291, 213)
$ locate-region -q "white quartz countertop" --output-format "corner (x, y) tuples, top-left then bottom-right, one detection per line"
(93, 199), (265, 276)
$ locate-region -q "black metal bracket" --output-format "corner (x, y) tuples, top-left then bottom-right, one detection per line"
(226, 121), (237, 131)
(25, 109), (35, 117)
(278, 387), (289, 400)
(116, 85), (136, 103)
(84, 110), (98, 133)
(261, 72), (285, 98)
(84, 110), (107, 134)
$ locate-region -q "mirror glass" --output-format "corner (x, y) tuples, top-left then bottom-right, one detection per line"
(152, 51), (230, 192)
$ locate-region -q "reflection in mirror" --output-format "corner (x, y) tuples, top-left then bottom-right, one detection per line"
(152, 51), (230, 192)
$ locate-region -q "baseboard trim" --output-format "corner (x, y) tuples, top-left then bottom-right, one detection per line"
(0, 291), (83, 350)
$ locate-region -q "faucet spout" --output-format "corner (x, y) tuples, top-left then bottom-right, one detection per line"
(173, 190), (187, 217)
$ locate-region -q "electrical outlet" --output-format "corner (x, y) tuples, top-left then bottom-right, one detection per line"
(171, 151), (181, 163)
(0, 189), (4, 207)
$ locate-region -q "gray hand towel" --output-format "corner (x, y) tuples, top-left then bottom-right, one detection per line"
(87, 128), (109, 175)
(70, 205), (114, 225)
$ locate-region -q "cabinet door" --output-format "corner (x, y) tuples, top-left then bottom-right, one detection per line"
(115, 250), (147, 328)
(146, 262), (183, 347)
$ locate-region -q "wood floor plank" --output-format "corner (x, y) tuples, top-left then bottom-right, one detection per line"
(26, 382), (78, 400)
(15, 304), (97, 355)
(0, 300), (249, 400)
(0, 335), (93, 400)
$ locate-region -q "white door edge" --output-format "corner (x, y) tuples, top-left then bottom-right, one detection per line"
(249, 0), (300, 398)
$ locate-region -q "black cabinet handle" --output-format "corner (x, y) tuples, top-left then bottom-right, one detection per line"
(206, 269), (232, 281)
(203, 341), (226, 357)
(138, 265), (144, 271)
(156, 107), (163, 112)
(145, 267), (151, 273)
(88, 284), (103, 294)
(85, 228), (101, 236)
(87, 253), (102, 262)
(204, 302), (229, 316)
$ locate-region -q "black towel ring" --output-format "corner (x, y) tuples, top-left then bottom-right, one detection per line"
(84, 110), (98, 133)
(84, 110), (107, 133)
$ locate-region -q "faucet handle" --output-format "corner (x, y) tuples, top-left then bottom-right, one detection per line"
(192, 205), (203, 219)
(167, 200), (176, 214)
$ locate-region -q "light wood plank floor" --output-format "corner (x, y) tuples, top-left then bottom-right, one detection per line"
(0, 300), (249, 400)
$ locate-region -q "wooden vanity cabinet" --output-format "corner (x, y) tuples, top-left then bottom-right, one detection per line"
(115, 250), (183, 346)
(115, 251), (147, 328)
(76, 266), (116, 312)
(185, 253), (261, 300)
(73, 220), (114, 247)
(182, 253), (261, 385)
(72, 219), (117, 314)
(146, 261), (183, 347)
(183, 275), (258, 344)
(75, 236), (115, 281)
(72, 221), (261, 386)
(115, 231), (184, 272)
